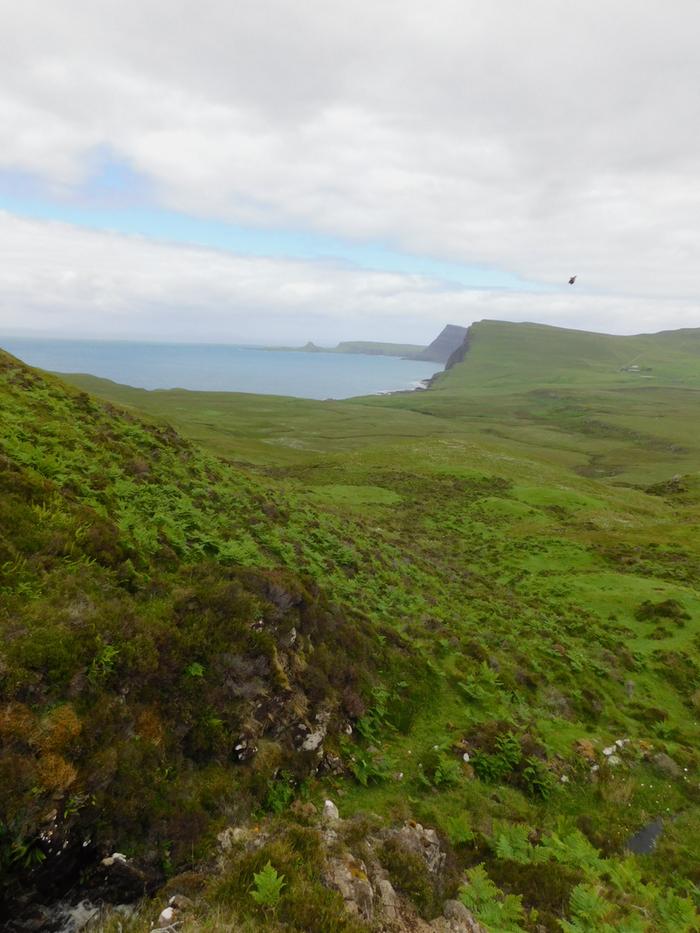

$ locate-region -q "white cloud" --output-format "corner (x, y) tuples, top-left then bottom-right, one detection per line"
(0, 212), (697, 344)
(1, 0), (700, 334)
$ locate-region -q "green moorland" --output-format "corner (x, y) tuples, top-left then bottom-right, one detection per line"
(2, 320), (700, 931)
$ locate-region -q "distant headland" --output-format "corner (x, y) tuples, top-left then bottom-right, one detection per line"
(266, 324), (468, 365)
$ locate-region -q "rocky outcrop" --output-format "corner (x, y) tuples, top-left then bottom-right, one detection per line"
(324, 852), (375, 921)
(444, 325), (472, 369)
(211, 803), (485, 933)
(409, 325), (469, 364)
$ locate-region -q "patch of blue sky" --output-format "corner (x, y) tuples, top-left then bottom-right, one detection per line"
(0, 150), (544, 292)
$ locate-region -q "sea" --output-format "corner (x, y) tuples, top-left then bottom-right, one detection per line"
(0, 337), (441, 400)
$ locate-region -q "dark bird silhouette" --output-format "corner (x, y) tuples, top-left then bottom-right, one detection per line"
(568, 275), (577, 285)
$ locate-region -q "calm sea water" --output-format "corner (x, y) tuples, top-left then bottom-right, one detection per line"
(0, 337), (441, 400)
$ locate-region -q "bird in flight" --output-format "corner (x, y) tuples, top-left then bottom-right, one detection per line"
(568, 275), (577, 285)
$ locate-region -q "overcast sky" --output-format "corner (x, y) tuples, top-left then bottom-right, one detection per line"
(1, 0), (699, 343)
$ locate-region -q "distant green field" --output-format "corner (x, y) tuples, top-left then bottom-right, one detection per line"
(64, 319), (700, 485)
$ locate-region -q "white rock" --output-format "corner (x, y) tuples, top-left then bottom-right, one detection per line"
(615, 738), (628, 748)
(301, 729), (325, 751)
(462, 752), (470, 763)
(323, 799), (340, 821)
(377, 878), (398, 919)
(169, 894), (194, 910)
(602, 745), (615, 756)
(157, 906), (177, 925)
(217, 826), (247, 851)
(100, 852), (127, 867)
(607, 754), (622, 766)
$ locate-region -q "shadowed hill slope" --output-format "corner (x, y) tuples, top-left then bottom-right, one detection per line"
(408, 323), (469, 363)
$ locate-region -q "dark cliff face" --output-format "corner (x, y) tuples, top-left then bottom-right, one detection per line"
(444, 325), (472, 369)
(409, 324), (468, 363)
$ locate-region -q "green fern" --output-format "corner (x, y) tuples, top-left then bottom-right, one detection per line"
(536, 829), (602, 872)
(459, 865), (527, 932)
(604, 858), (644, 894)
(559, 883), (615, 932)
(653, 890), (700, 933)
(459, 864), (501, 911)
(250, 861), (286, 909)
(492, 823), (535, 864)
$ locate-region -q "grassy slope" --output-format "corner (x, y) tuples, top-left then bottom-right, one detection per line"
(362, 320), (700, 484)
(64, 319), (700, 484)
(4, 321), (700, 930)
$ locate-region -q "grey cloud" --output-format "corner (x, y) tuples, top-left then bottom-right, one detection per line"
(0, 213), (697, 343)
(1, 1), (700, 331)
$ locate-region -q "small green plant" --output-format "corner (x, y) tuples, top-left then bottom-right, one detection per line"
(250, 860), (286, 909)
(459, 864), (527, 932)
(444, 813), (475, 846)
(652, 889), (700, 933)
(63, 793), (94, 819)
(185, 661), (205, 678)
(559, 883), (625, 932)
(522, 755), (555, 799)
(537, 828), (602, 872)
(87, 641), (120, 685)
(10, 838), (46, 869)
(355, 685), (393, 743)
(348, 751), (390, 786)
(264, 771), (296, 814)
(161, 840), (174, 877)
(492, 823), (535, 864)
(472, 731), (522, 783)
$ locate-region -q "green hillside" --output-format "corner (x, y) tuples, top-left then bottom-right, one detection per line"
(66, 320), (700, 484)
(435, 320), (700, 391)
(363, 320), (700, 485)
(3, 322), (700, 931)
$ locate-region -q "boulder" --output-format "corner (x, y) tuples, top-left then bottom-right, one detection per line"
(323, 799), (340, 822)
(217, 826), (249, 852)
(84, 853), (157, 903)
(442, 898), (486, 931)
(169, 893), (194, 911)
(652, 752), (681, 777)
(377, 878), (398, 919)
(444, 899), (473, 922)
(157, 905), (177, 926)
(389, 822), (445, 875)
(324, 854), (374, 921)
